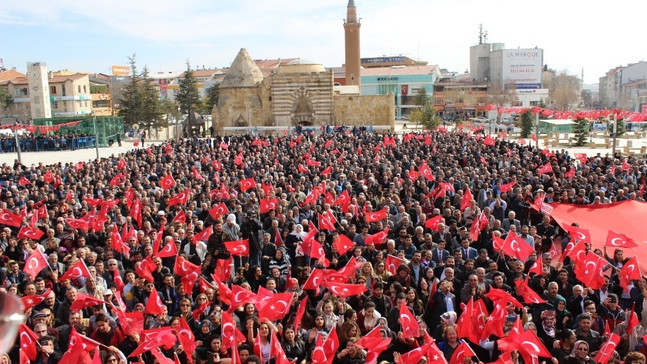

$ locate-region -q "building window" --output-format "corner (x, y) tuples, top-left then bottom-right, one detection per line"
(83, 85), (87, 93)
(78, 85), (81, 93)
(15, 88), (28, 97)
(50, 86), (57, 95)
(435, 98), (443, 105)
(53, 102), (58, 109)
(530, 101), (540, 106)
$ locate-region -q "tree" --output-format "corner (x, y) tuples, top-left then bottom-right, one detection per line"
(199, 85), (219, 115)
(487, 82), (518, 121)
(118, 55), (164, 130)
(409, 102), (441, 130)
(610, 118), (625, 137)
(0, 86), (12, 111)
(414, 87), (430, 107)
(543, 70), (580, 111)
(572, 117), (589, 146)
(176, 61), (201, 116)
(160, 98), (181, 125)
(520, 109), (533, 138)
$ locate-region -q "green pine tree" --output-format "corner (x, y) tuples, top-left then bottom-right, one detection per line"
(176, 62), (201, 116)
(520, 109), (533, 138)
(573, 117), (589, 146)
(199, 85), (219, 115)
(118, 55), (163, 130)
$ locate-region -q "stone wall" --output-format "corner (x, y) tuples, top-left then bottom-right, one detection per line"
(333, 94), (395, 128)
(213, 87), (264, 131)
(271, 70), (334, 126)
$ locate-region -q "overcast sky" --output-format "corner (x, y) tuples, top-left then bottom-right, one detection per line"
(1, 0), (643, 84)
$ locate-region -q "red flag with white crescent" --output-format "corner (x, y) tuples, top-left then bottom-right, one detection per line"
(224, 239), (250, 257)
(23, 248), (48, 280)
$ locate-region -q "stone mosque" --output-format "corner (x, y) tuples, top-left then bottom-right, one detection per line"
(211, 1), (394, 132)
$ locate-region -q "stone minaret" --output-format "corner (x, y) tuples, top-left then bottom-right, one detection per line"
(344, 0), (361, 89)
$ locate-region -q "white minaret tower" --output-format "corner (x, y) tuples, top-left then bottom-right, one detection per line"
(27, 62), (52, 120)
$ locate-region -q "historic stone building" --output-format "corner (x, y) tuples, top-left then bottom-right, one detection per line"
(212, 1), (394, 132)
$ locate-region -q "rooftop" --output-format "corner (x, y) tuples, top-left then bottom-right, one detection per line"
(360, 65), (439, 76)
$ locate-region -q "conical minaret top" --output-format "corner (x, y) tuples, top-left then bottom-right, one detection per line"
(344, 0), (361, 88)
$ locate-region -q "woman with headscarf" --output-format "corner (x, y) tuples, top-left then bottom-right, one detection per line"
(285, 223), (307, 259)
(537, 310), (558, 349)
(562, 340), (595, 364)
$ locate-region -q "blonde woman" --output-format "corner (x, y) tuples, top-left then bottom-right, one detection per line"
(357, 262), (378, 290)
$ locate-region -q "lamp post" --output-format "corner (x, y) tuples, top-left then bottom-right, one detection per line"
(612, 114), (617, 157)
(14, 120), (21, 164)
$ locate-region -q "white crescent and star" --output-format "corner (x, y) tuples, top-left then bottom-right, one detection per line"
(610, 237), (625, 246)
(521, 341), (541, 354)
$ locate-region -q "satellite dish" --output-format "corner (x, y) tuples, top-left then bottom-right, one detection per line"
(0, 292), (24, 353)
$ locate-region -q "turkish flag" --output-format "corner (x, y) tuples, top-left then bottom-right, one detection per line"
(303, 268), (325, 291)
(59, 259), (92, 281)
(408, 169), (420, 181)
(168, 189), (190, 206)
(135, 257), (155, 282)
(419, 164), (435, 182)
(480, 304), (508, 340)
(20, 324), (39, 361)
(450, 341), (477, 364)
(23, 248), (48, 279)
(145, 286), (166, 315)
(619, 257), (641, 291)
(17, 226), (44, 241)
(172, 210), (186, 224)
(425, 215), (443, 231)
(43, 170), (54, 183)
(293, 296), (308, 333)
(564, 169), (575, 179)
(65, 217), (89, 232)
(501, 231), (534, 261)
(84, 197), (102, 207)
(230, 284), (257, 310)
(565, 226), (592, 244)
(460, 187), (473, 212)
(18, 176), (31, 186)
(156, 240), (178, 258)
(259, 198), (279, 214)
(399, 300), (420, 339)
(129, 198), (143, 227)
(318, 211), (337, 231)
(221, 310), (239, 349)
(211, 160), (222, 171)
(240, 178), (256, 192)
(365, 207), (388, 223)
(483, 135), (496, 146)
(594, 333), (621, 364)
(385, 254), (405, 276)
(130, 328), (177, 357)
(499, 329), (552, 364)
(209, 202), (229, 222)
(21, 289), (51, 310)
(213, 255), (232, 283)
(575, 252), (607, 289)
(606, 229), (637, 248)
(492, 234), (505, 251)
(456, 298), (478, 343)
(364, 227), (390, 246)
(174, 256), (201, 276)
(192, 167), (202, 180)
(181, 269), (200, 296)
(0, 208), (23, 227)
(224, 239), (250, 256)
(514, 276), (547, 304)
(69, 292), (107, 312)
(499, 181), (516, 193)
(258, 292), (294, 321)
(325, 281), (366, 297)
(528, 257), (543, 276)
(484, 288), (523, 308)
(159, 175), (176, 190)
(321, 165), (332, 176)
(332, 234), (355, 256)
(537, 162), (553, 174)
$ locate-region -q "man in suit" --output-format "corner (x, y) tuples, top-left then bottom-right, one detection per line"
(424, 279), (458, 329)
(160, 274), (180, 316)
(502, 211), (521, 232)
(459, 238), (478, 260)
(431, 240), (451, 266)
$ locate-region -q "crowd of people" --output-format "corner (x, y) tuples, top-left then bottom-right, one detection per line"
(0, 132), (98, 153)
(3, 127), (647, 364)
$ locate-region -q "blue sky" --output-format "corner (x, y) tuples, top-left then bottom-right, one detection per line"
(0, 0), (643, 84)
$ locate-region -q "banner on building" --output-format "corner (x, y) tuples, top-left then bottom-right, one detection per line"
(111, 66), (131, 76)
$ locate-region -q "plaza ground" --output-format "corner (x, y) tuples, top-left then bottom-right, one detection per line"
(0, 124), (644, 168)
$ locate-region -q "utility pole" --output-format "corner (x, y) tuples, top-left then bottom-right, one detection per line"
(535, 111), (539, 149)
(93, 116), (99, 159)
(14, 121), (21, 164)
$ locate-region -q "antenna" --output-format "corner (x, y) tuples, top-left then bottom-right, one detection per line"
(478, 24), (488, 44)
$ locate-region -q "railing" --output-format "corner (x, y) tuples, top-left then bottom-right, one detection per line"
(0, 136), (97, 153)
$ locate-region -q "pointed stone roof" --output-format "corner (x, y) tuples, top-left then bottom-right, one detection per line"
(220, 48), (264, 88)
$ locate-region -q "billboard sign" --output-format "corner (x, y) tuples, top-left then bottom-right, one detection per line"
(502, 49), (543, 89)
(111, 65), (131, 76)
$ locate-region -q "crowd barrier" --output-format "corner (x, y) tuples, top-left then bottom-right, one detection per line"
(0, 136), (97, 153)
